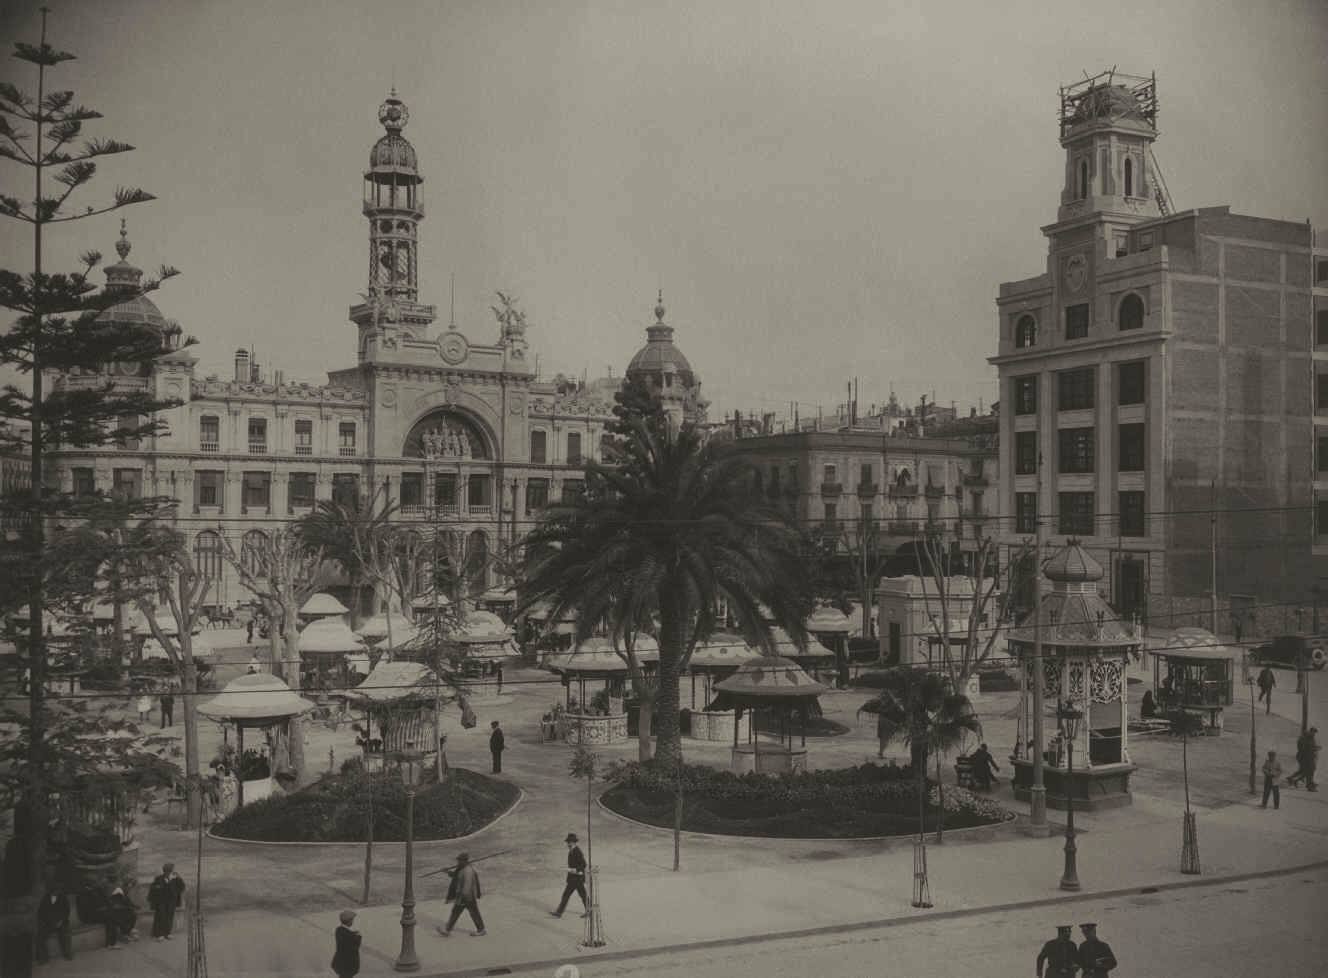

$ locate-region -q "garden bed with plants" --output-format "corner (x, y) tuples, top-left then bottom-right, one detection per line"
(601, 760), (1011, 838)
(210, 763), (520, 843)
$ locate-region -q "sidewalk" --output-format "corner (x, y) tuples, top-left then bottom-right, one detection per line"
(38, 771), (1328, 978)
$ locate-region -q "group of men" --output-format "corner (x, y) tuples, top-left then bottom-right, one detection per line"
(1036, 923), (1118, 977)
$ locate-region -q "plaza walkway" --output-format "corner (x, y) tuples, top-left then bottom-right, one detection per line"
(33, 632), (1328, 977)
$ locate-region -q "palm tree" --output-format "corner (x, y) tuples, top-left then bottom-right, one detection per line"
(296, 491), (395, 628)
(859, 666), (982, 840)
(516, 414), (812, 767)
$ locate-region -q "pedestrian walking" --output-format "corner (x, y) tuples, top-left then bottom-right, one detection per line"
(331, 909), (361, 978)
(35, 886), (73, 963)
(160, 689), (175, 728)
(550, 832), (588, 918)
(1036, 924), (1079, 978)
(1076, 923), (1117, 977)
(246, 617), (255, 644)
(436, 852), (486, 937)
(1256, 665), (1276, 714)
(970, 742), (1000, 790)
(135, 691), (153, 725)
(489, 720), (505, 774)
(1287, 727), (1320, 790)
(148, 862), (186, 940)
(1260, 749), (1283, 810)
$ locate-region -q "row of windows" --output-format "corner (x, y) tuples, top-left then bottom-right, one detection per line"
(196, 416), (357, 456)
(1012, 295), (1145, 349)
(1013, 424), (1145, 475)
(1075, 155), (1139, 202)
(529, 430), (595, 465)
(1013, 491), (1146, 537)
(1013, 362), (1146, 416)
(820, 462), (875, 486)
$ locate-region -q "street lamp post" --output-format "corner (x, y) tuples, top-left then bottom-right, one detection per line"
(395, 747), (423, 972)
(1058, 700), (1082, 892)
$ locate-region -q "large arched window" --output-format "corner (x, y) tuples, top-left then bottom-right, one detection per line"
(1123, 157), (1134, 198)
(1118, 293), (1145, 331)
(193, 530), (224, 606)
(403, 409), (491, 460)
(1015, 315), (1038, 349)
(1078, 160), (1089, 200)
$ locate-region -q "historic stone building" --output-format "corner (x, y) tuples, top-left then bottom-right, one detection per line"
(990, 71), (1319, 631)
(43, 93), (705, 610)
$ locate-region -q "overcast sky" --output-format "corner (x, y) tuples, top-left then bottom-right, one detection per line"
(3, 0), (1326, 424)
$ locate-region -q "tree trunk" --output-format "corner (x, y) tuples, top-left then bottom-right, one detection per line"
(180, 637), (203, 830)
(673, 753), (683, 872)
(361, 776), (374, 905)
(934, 750), (945, 844)
(282, 618), (306, 785)
(637, 694), (654, 763)
(653, 655), (683, 769)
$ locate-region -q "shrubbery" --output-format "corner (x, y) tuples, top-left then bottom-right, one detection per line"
(212, 766), (519, 843)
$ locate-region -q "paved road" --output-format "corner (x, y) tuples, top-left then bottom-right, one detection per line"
(557, 867), (1328, 978)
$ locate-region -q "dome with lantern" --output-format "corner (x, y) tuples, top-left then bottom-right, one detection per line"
(626, 292), (696, 380)
(368, 92), (418, 172)
(95, 220), (166, 330)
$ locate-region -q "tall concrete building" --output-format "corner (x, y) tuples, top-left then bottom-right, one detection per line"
(991, 71), (1317, 630)
(43, 93), (704, 611)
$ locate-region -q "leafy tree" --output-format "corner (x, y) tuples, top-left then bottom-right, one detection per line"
(859, 666), (981, 841)
(296, 492), (392, 628)
(517, 412), (813, 767)
(0, 11), (185, 890)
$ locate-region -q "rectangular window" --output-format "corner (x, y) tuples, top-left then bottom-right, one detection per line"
(331, 473), (359, 508)
(969, 491), (984, 518)
(1139, 231), (1154, 252)
(1058, 368), (1095, 411)
(1015, 492), (1037, 534)
(1318, 373), (1328, 412)
(1058, 428), (1095, 474)
(1058, 491), (1095, 536)
(823, 463), (837, 483)
(1118, 423), (1146, 471)
(562, 479), (584, 503)
(1114, 234), (1129, 259)
(1119, 491), (1146, 537)
(112, 468), (141, 500)
(247, 417), (267, 454)
(116, 415), (141, 452)
(823, 502), (837, 529)
(1014, 376), (1038, 416)
(294, 419), (313, 455)
(199, 415), (220, 452)
(196, 470), (222, 508)
(861, 501), (875, 534)
(526, 477), (550, 511)
(288, 472), (315, 510)
(1318, 260), (1328, 285)
(1316, 310), (1328, 347)
(1319, 436), (1328, 473)
(400, 472), (423, 508)
(1319, 499), (1328, 538)
(1118, 361), (1146, 405)
(1015, 431), (1038, 475)
(1065, 303), (1090, 340)
(72, 467), (95, 497)
(242, 471), (271, 512)
(434, 473), (457, 508)
(338, 422), (356, 457)
(468, 473), (491, 509)
(567, 432), (582, 465)
(860, 463), (872, 487)
(530, 430), (547, 464)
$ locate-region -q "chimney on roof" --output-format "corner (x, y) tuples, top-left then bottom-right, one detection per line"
(274, 369), (285, 388)
(234, 348), (249, 383)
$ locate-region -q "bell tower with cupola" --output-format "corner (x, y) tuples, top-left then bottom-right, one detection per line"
(351, 90), (436, 361)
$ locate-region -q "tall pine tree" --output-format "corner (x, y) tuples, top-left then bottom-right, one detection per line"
(0, 10), (188, 891)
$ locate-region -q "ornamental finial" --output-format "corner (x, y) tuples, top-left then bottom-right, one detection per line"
(115, 218), (131, 260)
(654, 289), (665, 322)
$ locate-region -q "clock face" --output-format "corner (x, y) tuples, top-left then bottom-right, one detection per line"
(1064, 254), (1088, 294)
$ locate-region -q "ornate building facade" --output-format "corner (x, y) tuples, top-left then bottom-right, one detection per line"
(43, 93), (705, 610)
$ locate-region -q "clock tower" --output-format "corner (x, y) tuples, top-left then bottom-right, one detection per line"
(351, 91), (436, 359)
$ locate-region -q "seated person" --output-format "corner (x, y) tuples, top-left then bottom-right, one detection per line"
(104, 885), (139, 948)
(1141, 689), (1157, 719)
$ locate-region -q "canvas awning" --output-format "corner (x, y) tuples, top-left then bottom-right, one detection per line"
(297, 618), (366, 654)
(345, 660), (443, 705)
(300, 593), (349, 617)
(198, 673), (315, 725)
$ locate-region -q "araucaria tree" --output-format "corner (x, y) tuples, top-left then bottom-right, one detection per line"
(0, 12), (183, 891)
(517, 382), (813, 766)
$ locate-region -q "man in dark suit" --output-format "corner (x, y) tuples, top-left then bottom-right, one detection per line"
(550, 832), (588, 919)
(35, 887), (73, 963)
(1035, 925), (1078, 978)
(148, 862), (186, 940)
(489, 721), (505, 774)
(1077, 922), (1118, 977)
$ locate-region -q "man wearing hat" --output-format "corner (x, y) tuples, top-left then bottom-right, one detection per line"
(551, 832), (588, 919)
(331, 909), (361, 978)
(438, 852), (486, 937)
(1036, 925), (1079, 977)
(489, 720), (506, 774)
(1076, 923), (1117, 977)
(147, 862), (185, 941)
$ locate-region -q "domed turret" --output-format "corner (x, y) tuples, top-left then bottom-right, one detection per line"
(624, 291), (707, 429)
(96, 220), (165, 329)
(361, 90), (425, 306)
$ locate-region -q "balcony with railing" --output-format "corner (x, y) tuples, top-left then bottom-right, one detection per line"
(199, 440), (219, 453)
(295, 445), (312, 456)
(248, 442), (268, 455)
(819, 482), (843, 497)
(961, 472), (989, 488)
(339, 446), (356, 457)
(856, 481), (878, 497)
(887, 483), (918, 499)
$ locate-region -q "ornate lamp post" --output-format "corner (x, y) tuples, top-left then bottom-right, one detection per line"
(1057, 699), (1083, 891)
(395, 747), (423, 972)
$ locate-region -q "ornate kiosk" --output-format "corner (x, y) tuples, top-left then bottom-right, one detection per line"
(711, 655), (827, 774)
(297, 618), (369, 692)
(685, 635), (757, 742)
(198, 673), (315, 807)
(1152, 627), (1236, 735)
(442, 609), (517, 703)
(545, 639), (658, 745)
(1008, 543), (1140, 810)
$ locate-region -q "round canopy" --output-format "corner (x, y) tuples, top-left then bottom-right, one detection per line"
(449, 610), (512, 644)
(297, 618), (366, 654)
(480, 586), (516, 604)
(198, 673), (315, 725)
(806, 606), (854, 634)
(771, 627), (834, 660)
(411, 592), (450, 611)
(1157, 627), (1239, 663)
(300, 593), (349, 617)
(358, 613), (418, 643)
(713, 655), (828, 701)
(346, 660), (441, 705)
(688, 634), (761, 671)
(546, 638), (659, 677)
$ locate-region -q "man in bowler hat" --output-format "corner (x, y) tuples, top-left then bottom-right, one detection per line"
(1036, 925), (1079, 977)
(437, 853), (486, 937)
(489, 720), (505, 774)
(550, 832), (588, 918)
(1077, 923), (1117, 977)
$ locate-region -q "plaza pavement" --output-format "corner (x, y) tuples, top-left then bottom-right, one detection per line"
(33, 629), (1328, 977)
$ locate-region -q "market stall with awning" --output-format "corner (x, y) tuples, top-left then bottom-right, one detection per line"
(198, 673), (315, 806)
(545, 638), (660, 745)
(344, 660), (449, 768)
(685, 635), (759, 742)
(1152, 626), (1237, 734)
(297, 618), (368, 691)
(710, 656), (827, 774)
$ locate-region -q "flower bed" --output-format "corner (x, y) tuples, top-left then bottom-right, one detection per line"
(211, 766), (519, 843)
(601, 760), (1009, 838)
